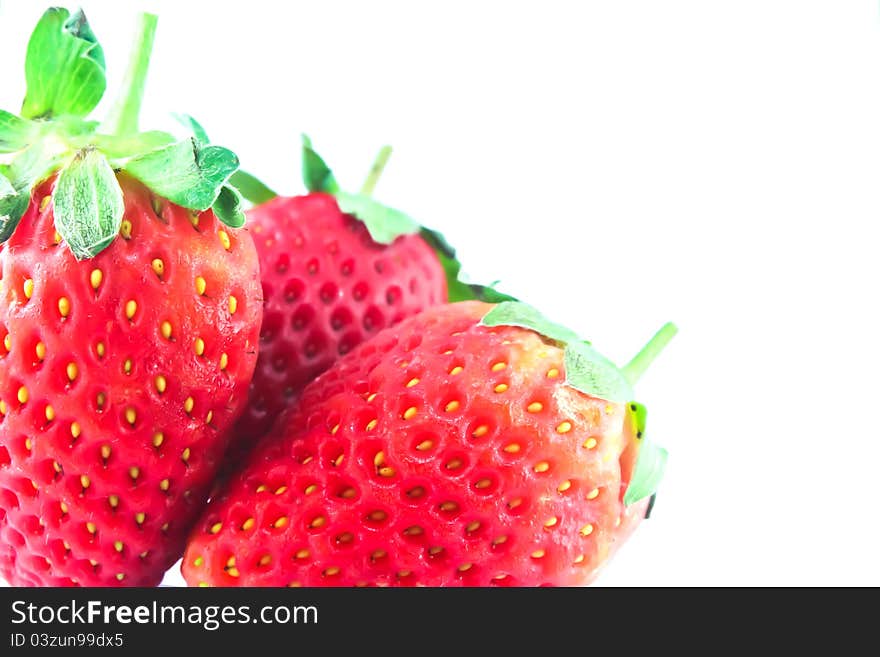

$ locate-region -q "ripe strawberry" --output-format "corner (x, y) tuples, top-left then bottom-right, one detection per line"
(183, 301), (674, 587)
(228, 139), (494, 457)
(0, 10), (260, 586)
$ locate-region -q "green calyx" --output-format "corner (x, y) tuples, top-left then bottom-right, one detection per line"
(300, 134), (514, 302)
(0, 8), (248, 260)
(481, 301), (676, 506)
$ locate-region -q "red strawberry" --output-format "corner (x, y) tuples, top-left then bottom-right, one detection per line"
(227, 139), (493, 459)
(183, 300), (674, 587)
(0, 10), (260, 586)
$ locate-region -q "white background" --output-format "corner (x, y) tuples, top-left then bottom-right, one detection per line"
(1, 0), (878, 586)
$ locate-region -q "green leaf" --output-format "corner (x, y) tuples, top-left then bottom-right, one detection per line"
(53, 149), (124, 259)
(172, 113), (210, 144)
(0, 171), (30, 242)
(123, 138), (239, 211)
(229, 170), (278, 205)
(21, 8), (106, 120)
(212, 185), (246, 228)
(91, 130), (176, 160)
(335, 191), (420, 244)
(624, 441), (668, 506)
(301, 134), (339, 194)
(480, 301), (581, 345)
(563, 340), (634, 402)
(0, 111), (37, 153)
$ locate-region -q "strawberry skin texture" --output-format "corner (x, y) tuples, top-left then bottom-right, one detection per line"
(184, 301), (647, 587)
(0, 175), (262, 586)
(231, 192), (446, 453)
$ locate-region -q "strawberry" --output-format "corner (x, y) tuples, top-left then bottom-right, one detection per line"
(0, 9), (260, 586)
(183, 300), (675, 587)
(227, 138), (498, 460)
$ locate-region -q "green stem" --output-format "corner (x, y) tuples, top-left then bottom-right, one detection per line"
(360, 145), (393, 196)
(622, 322), (678, 385)
(102, 13), (158, 136)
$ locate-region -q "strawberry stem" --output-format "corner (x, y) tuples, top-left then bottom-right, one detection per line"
(622, 322), (678, 385)
(102, 12), (158, 136)
(360, 145), (393, 196)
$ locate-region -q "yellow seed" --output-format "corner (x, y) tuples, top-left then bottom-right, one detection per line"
(295, 549), (309, 560)
(491, 362), (507, 372)
(58, 297), (70, 317)
(0, 400), (6, 415)
(324, 566), (340, 576)
(23, 278), (33, 299)
(64, 362), (78, 382)
(445, 400), (460, 412)
(403, 406), (417, 420)
(219, 352), (228, 370)
(32, 341), (45, 361)
(159, 479), (170, 491)
(120, 219), (132, 239)
(557, 480), (572, 493)
(205, 410), (213, 424)
(373, 451), (386, 467)
(228, 296), (238, 314)
(125, 300), (137, 320)
(333, 453), (344, 467)
(466, 521), (481, 533)
(181, 447), (191, 462)
(160, 522), (168, 532)
(189, 211), (199, 228)
(309, 515), (326, 529)
(226, 556), (236, 568)
(184, 397), (194, 414)
(547, 368), (560, 379)
(17, 386), (28, 404)
(89, 560), (98, 567)
(492, 535), (508, 546)
(586, 488), (600, 500)
(193, 556), (204, 567)
(160, 321), (172, 340)
(449, 366), (463, 376)
(584, 437), (598, 450)
(580, 524), (594, 536)
(439, 502), (458, 512)
(304, 484), (318, 495)
(241, 518), (255, 531)
(109, 495), (119, 508)
(40, 196), (51, 212)
(475, 478), (491, 489)
(194, 337), (205, 356)
(368, 510), (386, 522)
(125, 408), (136, 425)
(218, 230), (231, 250)
(101, 444), (111, 460)
(415, 439), (433, 451)
(24, 438), (32, 451)
(151, 258), (164, 277)
(89, 269), (103, 290)
(405, 377), (420, 388)
(329, 424), (339, 435)
(503, 443), (520, 454)
(534, 461), (550, 473)
(259, 555), (272, 567)
(273, 485), (287, 495)
(472, 425), (489, 438)
(53, 460), (62, 473)
(152, 432), (164, 448)
(556, 421), (573, 434)
(198, 582), (209, 588)
(527, 402), (544, 413)
(365, 419), (378, 431)
(494, 383), (508, 393)
(378, 466), (395, 478)
(367, 393), (378, 402)
(129, 467), (140, 480)
(114, 541), (123, 552)
(507, 498), (522, 510)
(45, 405), (55, 421)
(446, 458), (462, 470)
(60, 502), (68, 514)
(371, 549), (386, 560)
(3, 334), (10, 351)
(209, 522), (222, 534)
(123, 359), (132, 374)
(95, 342), (105, 358)
(225, 569), (239, 580)
(531, 549), (546, 559)
(195, 276), (207, 295)
(53, 231), (62, 244)
(544, 517), (558, 528)
(573, 554), (585, 564)
(70, 422), (81, 439)
(86, 522), (96, 534)
(271, 516), (288, 529)
(458, 563), (473, 573)
(154, 375), (167, 393)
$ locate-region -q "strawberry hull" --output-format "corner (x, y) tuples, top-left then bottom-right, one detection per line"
(184, 301), (649, 587)
(0, 176), (262, 586)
